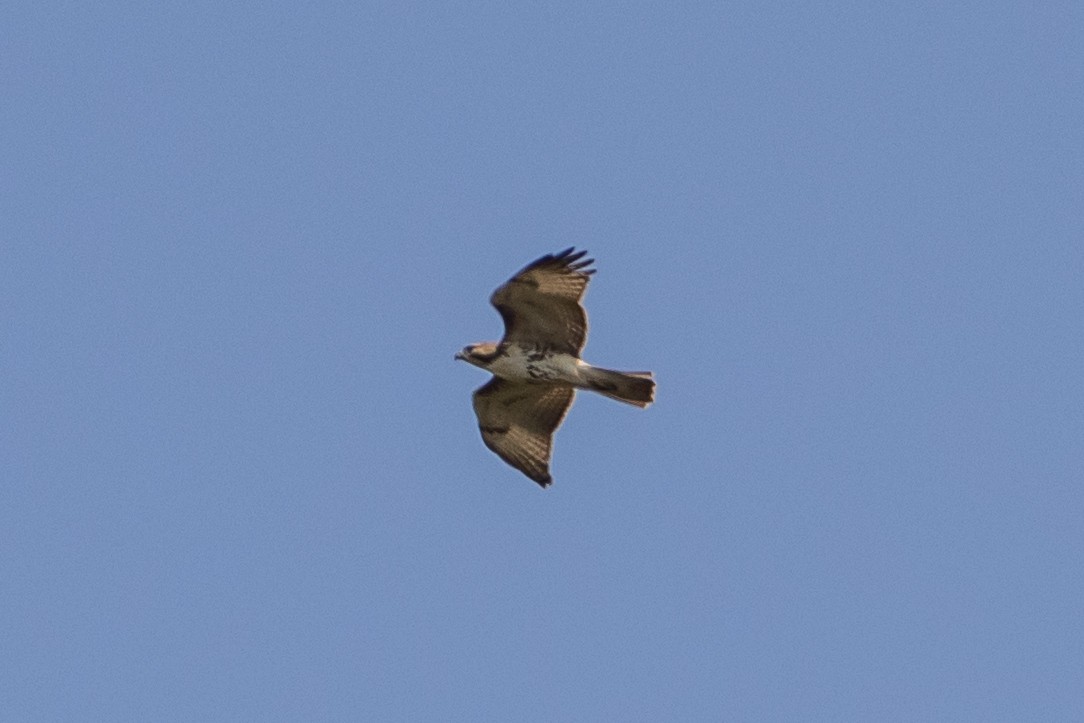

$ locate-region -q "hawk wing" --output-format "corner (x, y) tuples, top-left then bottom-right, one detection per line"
(472, 378), (576, 487)
(490, 247), (595, 355)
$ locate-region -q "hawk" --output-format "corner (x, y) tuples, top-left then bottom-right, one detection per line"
(455, 248), (655, 487)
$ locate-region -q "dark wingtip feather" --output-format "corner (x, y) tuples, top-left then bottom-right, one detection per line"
(556, 248), (594, 275)
(515, 247), (596, 278)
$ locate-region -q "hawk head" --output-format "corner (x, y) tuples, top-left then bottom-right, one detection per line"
(455, 342), (501, 369)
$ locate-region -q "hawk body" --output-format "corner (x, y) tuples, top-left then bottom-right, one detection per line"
(477, 342), (583, 385)
(456, 248), (655, 488)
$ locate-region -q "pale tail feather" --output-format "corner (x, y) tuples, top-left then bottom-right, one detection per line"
(581, 366), (655, 408)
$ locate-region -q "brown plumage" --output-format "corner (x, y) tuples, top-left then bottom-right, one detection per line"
(456, 248), (655, 488)
(490, 248), (595, 355)
(472, 380), (574, 486)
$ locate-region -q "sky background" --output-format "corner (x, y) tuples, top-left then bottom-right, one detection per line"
(3, 2), (1083, 720)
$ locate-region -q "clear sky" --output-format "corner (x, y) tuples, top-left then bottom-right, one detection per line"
(3, 2), (1082, 720)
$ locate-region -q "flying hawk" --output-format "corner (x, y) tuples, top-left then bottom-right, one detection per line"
(456, 248), (655, 487)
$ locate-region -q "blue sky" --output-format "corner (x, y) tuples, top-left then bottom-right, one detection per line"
(3, 2), (1082, 720)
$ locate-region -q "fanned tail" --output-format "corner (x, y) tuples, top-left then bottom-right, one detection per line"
(581, 366), (655, 408)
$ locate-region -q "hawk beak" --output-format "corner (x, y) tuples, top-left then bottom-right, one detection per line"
(454, 351), (464, 361)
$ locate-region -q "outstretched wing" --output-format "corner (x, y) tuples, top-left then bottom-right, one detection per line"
(490, 247), (595, 355)
(472, 378), (576, 487)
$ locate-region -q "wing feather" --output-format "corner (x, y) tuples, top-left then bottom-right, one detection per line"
(490, 248), (595, 355)
(472, 378), (575, 487)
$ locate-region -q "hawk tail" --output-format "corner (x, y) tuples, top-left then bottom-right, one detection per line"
(582, 366), (655, 408)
